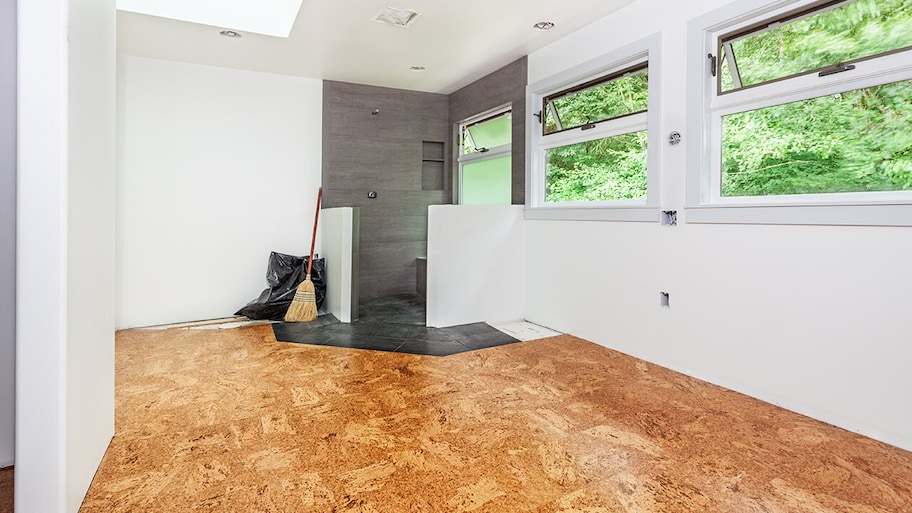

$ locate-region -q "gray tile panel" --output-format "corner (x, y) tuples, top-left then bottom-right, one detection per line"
(323, 81), (450, 299)
(323, 63), (526, 300)
(448, 57), (528, 205)
(359, 241), (425, 274)
(273, 295), (519, 356)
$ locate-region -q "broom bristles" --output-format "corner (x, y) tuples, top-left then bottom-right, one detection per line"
(284, 275), (317, 322)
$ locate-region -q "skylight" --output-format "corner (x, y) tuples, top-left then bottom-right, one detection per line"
(117, 0), (304, 38)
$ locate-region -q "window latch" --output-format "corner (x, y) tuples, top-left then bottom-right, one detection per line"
(707, 53), (717, 77)
(818, 62), (856, 77)
(533, 110), (542, 124)
(580, 123), (597, 131)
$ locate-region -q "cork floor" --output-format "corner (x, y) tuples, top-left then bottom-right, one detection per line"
(78, 325), (912, 512)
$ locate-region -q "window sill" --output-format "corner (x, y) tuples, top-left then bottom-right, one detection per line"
(524, 206), (658, 222)
(684, 203), (912, 227)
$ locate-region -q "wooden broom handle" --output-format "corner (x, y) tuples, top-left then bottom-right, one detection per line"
(307, 187), (322, 276)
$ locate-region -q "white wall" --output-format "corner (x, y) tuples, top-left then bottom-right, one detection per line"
(17, 0), (116, 511)
(427, 205), (525, 327)
(65, 0), (117, 509)
(117, 56), (323, 328)
(0, 0), (16, 469)
(526, 0), (912, 451)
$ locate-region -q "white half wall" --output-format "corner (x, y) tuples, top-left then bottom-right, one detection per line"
(0, 0), (16, 469)
(66, 0), (117, 509)
(18, 0), (116, 511)
(116, 56), (323, 328)
(426, 205), (525, 328)
(526, 0), (912, 451)
(322, 207), (359, 323)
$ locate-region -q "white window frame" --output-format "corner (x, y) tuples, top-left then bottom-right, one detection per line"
(526, 33), (662, 222)
(457, 105), (512, 205)
(686, 0), (912, 226)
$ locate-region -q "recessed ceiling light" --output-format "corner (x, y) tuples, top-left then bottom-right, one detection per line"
(219, 30), (242, 38)
(533, 21), (555, 31)
(409, 65), (426, 72)
(373, 6), (420, 28)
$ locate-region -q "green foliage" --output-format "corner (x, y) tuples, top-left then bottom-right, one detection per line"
(723, 0), (912, 91)
(543, 67), (649, 202)
(546, 132), (647, 202)
(545, 69), (648, 134)
(720, 0), (912, 197)
(724, 80), (912, 196)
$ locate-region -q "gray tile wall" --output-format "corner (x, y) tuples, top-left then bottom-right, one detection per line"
(449, 57), (528, 205)
(323, 81), (450, 298)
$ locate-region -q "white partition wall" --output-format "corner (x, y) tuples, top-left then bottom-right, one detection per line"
(17, 0), (117, 510)
(322, 207), (359, 323)
(426, 205), (525, 328)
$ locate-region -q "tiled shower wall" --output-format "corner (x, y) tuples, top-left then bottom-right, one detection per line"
(449, 57), (527, 205)
(322, 81), (450, 298)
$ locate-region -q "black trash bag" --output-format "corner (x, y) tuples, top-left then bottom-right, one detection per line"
(235, 251), (326, 321)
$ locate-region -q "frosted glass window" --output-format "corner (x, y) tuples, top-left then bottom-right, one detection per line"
(462, 113), (512, 154)
(462, 156), (512, 205)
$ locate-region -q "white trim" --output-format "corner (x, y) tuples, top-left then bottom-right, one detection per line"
(526, 32), (662, 220)
(538, 112), (647, 150)
(687, 0), (912, 226)
(460, 104), (512, 129)
(525, 206), (658, 222)
(458, 143), (511, 164)
(16, 0), (70, 509)
(685, 203), (912, 227)
(712, 53), (912, 115)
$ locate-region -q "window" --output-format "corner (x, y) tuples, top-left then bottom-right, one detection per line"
(687, 0), (912, 225)
(458, 108), (512, 205)
(543, 64), (648, 135)
(543, 64), (649, 203)
(527, 34), (661, 221)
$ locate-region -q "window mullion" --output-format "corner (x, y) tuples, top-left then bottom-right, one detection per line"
(540, 112), (647, 150)
(458, 143), (511, 164)
(712, 51), (912, 115)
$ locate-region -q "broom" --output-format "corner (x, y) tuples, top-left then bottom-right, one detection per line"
(284, 187), (322, 322)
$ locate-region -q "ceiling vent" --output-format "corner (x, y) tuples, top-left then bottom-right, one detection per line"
(372, 6), (420, 28)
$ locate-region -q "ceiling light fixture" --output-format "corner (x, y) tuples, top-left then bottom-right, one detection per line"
(373, 6), (420, 28)
(533, 21), (555, 31)
(219, 30), (242, 38)
(409, 66), (426, 72)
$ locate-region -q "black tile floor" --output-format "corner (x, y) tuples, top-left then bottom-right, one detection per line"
(272, 294), (520, 356)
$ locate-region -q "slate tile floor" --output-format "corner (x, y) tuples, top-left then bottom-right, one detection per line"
(272, 294), (520, 356)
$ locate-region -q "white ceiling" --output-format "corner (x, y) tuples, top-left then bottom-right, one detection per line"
(117, 0), (636, 94)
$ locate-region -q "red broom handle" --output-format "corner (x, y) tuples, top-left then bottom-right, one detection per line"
(307, 187), (322, 276)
